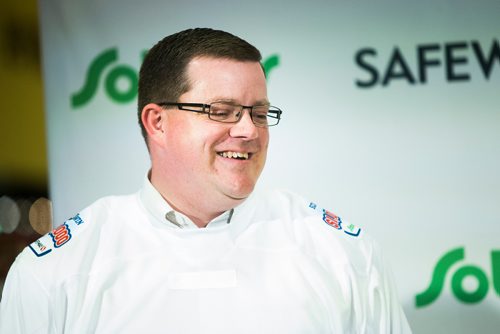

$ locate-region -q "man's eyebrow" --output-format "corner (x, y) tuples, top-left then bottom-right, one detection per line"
(210, 98), (270, 105)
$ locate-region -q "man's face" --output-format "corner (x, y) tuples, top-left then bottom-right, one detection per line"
(160, 57), (269, 210)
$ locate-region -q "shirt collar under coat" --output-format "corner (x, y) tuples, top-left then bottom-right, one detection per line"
(139, 173), (234, 229)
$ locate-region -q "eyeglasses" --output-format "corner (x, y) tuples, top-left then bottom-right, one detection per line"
(156, 102), (282, 127)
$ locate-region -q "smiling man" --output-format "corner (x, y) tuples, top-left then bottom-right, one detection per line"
(142, 56), (270, 227)
(0, 28), (411, 333)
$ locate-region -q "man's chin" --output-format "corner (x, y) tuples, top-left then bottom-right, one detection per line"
(222, 184), (255, 202)
(225, 190), (251, 201)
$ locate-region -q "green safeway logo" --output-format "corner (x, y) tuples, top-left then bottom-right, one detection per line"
(71, 48), (281, 108)
(416, 247), (500, 307)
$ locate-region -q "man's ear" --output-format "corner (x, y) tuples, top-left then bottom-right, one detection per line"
(141, 103), (166, 145)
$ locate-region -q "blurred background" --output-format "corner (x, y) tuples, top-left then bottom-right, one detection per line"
(0, 1), (51, 295)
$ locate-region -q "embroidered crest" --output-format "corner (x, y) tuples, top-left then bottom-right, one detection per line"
(322, 210), (342, 230)
(308, 202), (361, 237)
(50, 223), (72, 248)
(29, 213), (85, 257)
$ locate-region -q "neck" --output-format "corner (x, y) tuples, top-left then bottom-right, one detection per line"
(150, 170), (241, 228)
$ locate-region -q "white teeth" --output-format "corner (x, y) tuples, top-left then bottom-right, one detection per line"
(219, 151), (249, 160)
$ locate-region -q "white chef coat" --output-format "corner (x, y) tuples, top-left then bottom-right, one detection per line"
(0, 178), (411, 333)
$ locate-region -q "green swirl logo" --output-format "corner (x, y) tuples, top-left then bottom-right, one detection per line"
(71, 48), (142, 108)
(71, 48), (280, 108)
(416, 247), (500, 307)
(262, 54), (280, 79)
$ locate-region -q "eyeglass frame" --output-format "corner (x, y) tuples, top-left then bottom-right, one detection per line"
(156, 102), (282, 127)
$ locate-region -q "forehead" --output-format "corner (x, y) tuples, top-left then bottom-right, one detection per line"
(186, 56), (264, 74)
(182, 57), (268, 103)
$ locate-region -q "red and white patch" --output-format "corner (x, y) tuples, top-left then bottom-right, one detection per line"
(50, 223), (72, 248)
(29, 214), (84, 257)
(322, 210), (342, 230)
(308, 201), (362, 237)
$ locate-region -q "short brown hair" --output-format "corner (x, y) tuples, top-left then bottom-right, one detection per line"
(137, 28), (262, 142)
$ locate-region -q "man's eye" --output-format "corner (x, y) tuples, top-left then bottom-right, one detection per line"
(211, 108), (231, 116)
(252, 107), (269, 119)
(210, 105), (235, 119)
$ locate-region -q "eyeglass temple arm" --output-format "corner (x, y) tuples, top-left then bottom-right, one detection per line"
(158, 102), (211, 114)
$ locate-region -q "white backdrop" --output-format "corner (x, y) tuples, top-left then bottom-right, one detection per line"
(38, 0), (500, 332)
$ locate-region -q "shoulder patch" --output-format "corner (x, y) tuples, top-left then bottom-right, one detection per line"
(308, 202), (361, 237)
(28, 213), (85, 257)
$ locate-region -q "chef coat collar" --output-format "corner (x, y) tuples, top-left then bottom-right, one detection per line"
(139, 173), (233, 229)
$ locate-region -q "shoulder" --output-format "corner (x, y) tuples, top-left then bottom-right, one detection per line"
(253, 188), (377, 269)
(257, 190), (411, 331)
(13, 193), (140, 285)
(254, 188), (363, 237)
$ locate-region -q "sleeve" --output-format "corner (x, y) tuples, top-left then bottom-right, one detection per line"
(0, 257), (52, 334)
(366, 241), (412, 334)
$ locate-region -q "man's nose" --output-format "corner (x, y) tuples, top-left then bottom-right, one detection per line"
(229, 109), (259, 140)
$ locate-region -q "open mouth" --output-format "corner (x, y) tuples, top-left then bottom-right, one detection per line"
(217, 151), (250, 160)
